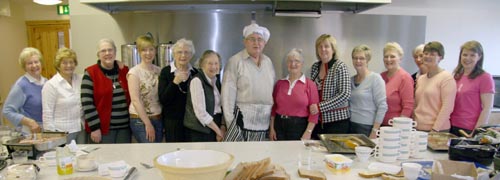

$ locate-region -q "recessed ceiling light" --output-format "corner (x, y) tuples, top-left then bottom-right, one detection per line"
(33, 0), (62, 6)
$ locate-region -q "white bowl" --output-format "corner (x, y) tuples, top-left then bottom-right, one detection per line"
(154, 150), (233, 180)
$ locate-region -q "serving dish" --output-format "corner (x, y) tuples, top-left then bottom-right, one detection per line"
(319, 134), (376, 154)
(427, 132), (457, 151)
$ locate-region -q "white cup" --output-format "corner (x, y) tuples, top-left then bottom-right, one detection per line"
(410, 149), (427, 159)
(374, 145), (400, 154)
(376, 127), (401, 138)
(402, 163), (422, 180)
(108, 164), (127, 178)
(298, 148), (312, 169)
(398, 150), (410, 160)
(378, 137), (401, 146)
(39, 151), (56, 165)
(355, 146), (372, 162)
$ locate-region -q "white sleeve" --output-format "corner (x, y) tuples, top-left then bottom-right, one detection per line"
(221, 55), (239, 126)
(190, 78), (213, 126)
(42, 82), (57, 131)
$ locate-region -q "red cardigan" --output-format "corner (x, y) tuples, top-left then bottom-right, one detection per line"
(84, 64), (130, 134)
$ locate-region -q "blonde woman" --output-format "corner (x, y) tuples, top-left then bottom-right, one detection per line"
(380, 42), (414, 126)
(3, 47), (46, 135)
(42, 48), (83, 143)
(128, 35), (162, 143)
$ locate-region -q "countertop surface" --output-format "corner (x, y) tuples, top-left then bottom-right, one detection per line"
(27, 141), (449, 180)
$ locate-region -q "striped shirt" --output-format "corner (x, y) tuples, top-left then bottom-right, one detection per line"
(81, 63), (129, 131)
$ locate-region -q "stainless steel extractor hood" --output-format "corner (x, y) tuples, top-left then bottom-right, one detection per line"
(79, 0), (391, 14)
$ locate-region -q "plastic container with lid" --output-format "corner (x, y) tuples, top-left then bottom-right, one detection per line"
(324, 154), (353, 174)
(56, 147), (73, 175)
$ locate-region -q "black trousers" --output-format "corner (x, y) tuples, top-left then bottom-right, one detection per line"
(274, 114), (308, 140)
(312, 118), (350, 140)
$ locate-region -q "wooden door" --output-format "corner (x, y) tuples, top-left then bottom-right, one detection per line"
(26, 20), (70, 79)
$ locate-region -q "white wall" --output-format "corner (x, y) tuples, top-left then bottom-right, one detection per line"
(70, 0), (500, 75)
(363, 0), (500, 75)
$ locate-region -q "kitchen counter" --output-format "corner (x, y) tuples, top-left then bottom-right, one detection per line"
(33, 141), (449, 179)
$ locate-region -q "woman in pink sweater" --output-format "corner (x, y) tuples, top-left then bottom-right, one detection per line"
(414, 41), (457, 132)
(450, 41), (495, 136)
(380, 42), (414, 126)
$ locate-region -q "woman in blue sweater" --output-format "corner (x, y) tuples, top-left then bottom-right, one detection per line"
(3, 47), (47, 135)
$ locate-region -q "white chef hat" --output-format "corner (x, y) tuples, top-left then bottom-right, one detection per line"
(243, 23), (270, 42)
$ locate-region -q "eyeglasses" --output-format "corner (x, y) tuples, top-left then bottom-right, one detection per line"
(246, 37), (265, 43)
(99, 48), (115, 54)
(175, 50), (192, 55)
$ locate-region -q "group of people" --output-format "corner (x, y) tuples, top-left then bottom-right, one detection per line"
(2, 23), (495, 144)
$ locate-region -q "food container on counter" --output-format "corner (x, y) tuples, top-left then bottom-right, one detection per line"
(324, 154), (353, 174)
(448, 138), (497, 166)
(154, 149), (234, 180)
(4, 132), (67, 159)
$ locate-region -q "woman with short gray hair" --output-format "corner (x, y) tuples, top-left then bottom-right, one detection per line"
(159, 38), (198, 142)
(269, 48), (319, 140)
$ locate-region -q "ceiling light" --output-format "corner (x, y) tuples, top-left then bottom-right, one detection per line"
(33, 0), (62, 6)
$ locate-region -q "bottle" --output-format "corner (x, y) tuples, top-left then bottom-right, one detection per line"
(56, 147), (73, 175)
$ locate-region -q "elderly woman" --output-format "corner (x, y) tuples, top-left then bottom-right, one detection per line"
(411, 44), (426, 86)
(309, 34), (351, 137)
(42, 48), (83, 143)
(349, 45), (388, 138)
(222, 23), (276, 141)
(269, 48), (319, 141)
(159, 38), (198, 142)
(128, 35), (162, 143)
(414, 41), (457, 132)
(450, 41), (495, 136)
(81, 39), (131, 143)
(184, 50), (225, 142)
(3, 47), (46, 135)
(380, 42), (414, 126)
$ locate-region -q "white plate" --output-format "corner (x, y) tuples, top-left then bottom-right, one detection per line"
(75, 162), (98, 172)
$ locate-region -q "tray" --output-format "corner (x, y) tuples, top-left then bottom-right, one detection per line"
(319, 134), (376, 154)
(427, 132), (457, 151)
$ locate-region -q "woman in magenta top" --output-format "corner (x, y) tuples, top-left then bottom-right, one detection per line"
(450, 41), (495, 136)
(270, 48), (319, 140)
(380, 42), (414, 126)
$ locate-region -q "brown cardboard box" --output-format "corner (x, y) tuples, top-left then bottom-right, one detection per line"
(431, 160), (478, 180)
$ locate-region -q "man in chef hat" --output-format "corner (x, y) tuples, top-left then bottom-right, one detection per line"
(222, 23), (276, 141)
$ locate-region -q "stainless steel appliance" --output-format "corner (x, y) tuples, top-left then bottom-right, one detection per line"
(121, 44), (140, 68)
(157, 42), (174, 68)
(494, 76), (500, 108)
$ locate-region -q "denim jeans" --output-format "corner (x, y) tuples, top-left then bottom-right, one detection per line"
(130, 117), (163, 143)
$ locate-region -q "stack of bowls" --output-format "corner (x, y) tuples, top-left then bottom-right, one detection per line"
(374, 127), (401, 162)
(389, 117), (417, 160)
(410, 131), (428, 158)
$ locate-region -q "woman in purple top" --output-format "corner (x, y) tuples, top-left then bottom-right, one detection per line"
(450, 41), (495, 136)
(2, 47), (47, 135)
(270, 49), (319, 140)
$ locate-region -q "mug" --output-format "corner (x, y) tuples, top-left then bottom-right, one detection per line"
(376, 127), (401, 138)
(374, 152), (399, 163)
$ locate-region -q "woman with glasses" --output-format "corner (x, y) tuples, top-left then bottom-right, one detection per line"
(158, 38), (198, 142)
(269, 48), (319, 141)
(414, 41), (456, 132)
(222, 23), (275, 141)
(349, 45), (387, 138)
(81, 39), (131, 143)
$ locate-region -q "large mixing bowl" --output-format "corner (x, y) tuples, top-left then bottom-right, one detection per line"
(154, 150), (234, 180)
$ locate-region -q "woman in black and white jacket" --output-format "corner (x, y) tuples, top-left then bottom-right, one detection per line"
(309, 34), (352, 138)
